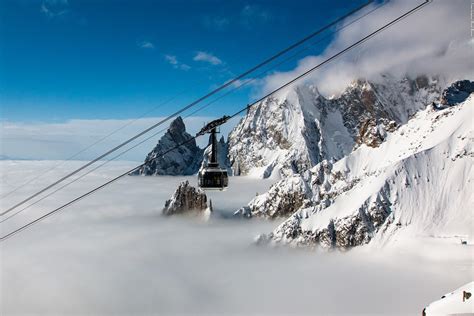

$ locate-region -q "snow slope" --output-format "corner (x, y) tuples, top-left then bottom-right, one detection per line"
(228, 75), (442, 179)
(261, 95), (473, 248)
(424, 282), (474, 316)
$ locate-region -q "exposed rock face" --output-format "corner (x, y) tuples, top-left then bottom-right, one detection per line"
(228, 75), (441, 179)
(162, 181), (210, 216)
(231, 76), (472, 250)
(135, 117), (203, 176)
(234, 175), (312, 219)
(230, 76), (442, 220)
(440, 80), (474, 106)
(257, 95), (473, 249)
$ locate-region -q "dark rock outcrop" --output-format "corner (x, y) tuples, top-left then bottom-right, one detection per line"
(135, 117), (203, 175)
(440, 80), (474, 106)
(162, 181), (210, 216)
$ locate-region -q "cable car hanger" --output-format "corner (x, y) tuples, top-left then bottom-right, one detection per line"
(197, 116), (231, 191)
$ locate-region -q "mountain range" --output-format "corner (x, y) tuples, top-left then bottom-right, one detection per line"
(137, 75), (473, 249)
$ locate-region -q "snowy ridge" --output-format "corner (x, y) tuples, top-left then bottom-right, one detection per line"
(423, 282), (473, 315)
(259, 95), (473, 248)
(228, 75), (442, 179)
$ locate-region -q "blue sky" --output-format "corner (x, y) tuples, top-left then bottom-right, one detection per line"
(0, 0), (369, 122)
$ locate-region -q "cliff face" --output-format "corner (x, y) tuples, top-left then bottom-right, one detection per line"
(228, 75), (442, 180)
(162, 180), (210, 216)
(135, 116), (203, 176)
(232, 78), (473, 249)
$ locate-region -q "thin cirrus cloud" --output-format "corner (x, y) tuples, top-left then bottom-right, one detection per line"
(40, 0), (69, 18)
(138, 41), (155, 49)
(164, 55), (191, 71)
(193, 51), (223, 66)
(240, 4), (272, 28)
(203, 4), (271, 31)
(203, 16), (230, 31)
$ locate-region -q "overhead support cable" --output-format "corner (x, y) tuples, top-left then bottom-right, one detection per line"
(0, 0), (431, 242)
(0, 0), (391, 224)
(0, 0), (374, 216)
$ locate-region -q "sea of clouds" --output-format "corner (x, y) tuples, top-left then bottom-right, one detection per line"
(0, 161), (471, 315)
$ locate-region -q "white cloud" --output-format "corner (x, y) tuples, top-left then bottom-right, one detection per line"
(259, 0), (474, 97)
(1, 163), (468, 314)
(0, 116), (241, 161)
(164, 55), (178, 65)
(203, 16), (230, 31)
(193, 51), (223, 66)
(164, 55), (191, 71)
(203, 4), (271, 31)
(40, 0), (69, 18)
(138, 41), (155, 49)
(240, 4), (271, 27)
(179, 63), (191, 71)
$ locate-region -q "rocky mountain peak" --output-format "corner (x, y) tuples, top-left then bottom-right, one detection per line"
(251, 79), (472, 250)
(134, 116), (203, 175)
(162, 180), (210, 216)
(228, 75), (442, 179)
(440, 80), (474, 106)
(169, 115), (186, 134)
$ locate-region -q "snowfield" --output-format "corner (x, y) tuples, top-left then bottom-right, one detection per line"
(0, 160), (472, 315)
(266, 95), (473, 249)
(423, 282), (474, 316)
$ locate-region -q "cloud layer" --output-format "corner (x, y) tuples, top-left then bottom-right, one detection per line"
(0, 116), (241, 161)
(1, 162), (470, 315)
(261, 0), (474, 96)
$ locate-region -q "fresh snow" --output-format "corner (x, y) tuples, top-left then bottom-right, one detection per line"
(423, 282), (473, 315)
(308, 96), (472, 234)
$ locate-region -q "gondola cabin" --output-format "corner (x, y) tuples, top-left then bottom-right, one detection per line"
(197, 122), (229, 191)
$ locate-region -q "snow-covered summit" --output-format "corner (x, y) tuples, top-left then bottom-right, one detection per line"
(258, 93), (473, 248)
(228, 75), (442, 179)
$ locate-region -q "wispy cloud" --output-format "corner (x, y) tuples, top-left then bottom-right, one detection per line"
(203, 16), (230, 31)
(203, 4), (272, 31)
(164, 55), (191, 71)
(193, 51), (223, 66)
(259, 0), (474, 97)
(240, 4), (272, 27)
(40, 0), (69, 18)
(138, 41), (155, 50)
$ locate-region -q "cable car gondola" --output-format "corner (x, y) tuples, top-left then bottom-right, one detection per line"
(197, 118), (229, 191)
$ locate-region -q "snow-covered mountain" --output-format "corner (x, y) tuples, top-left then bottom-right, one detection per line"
(230, 78), (473, 249)
(423, 282), (473, 316)
(228, 75), (442, 179)
(135, 116), (203, 175)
